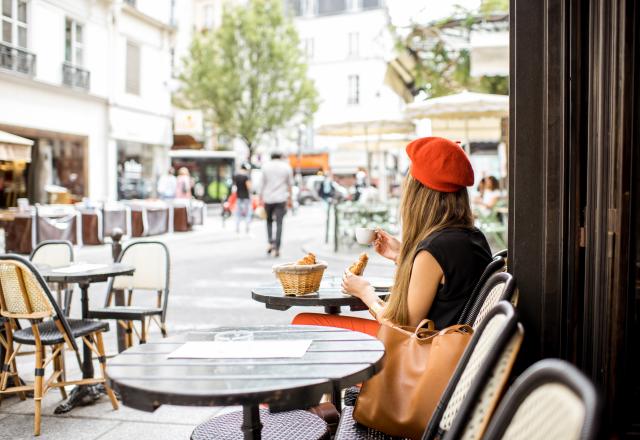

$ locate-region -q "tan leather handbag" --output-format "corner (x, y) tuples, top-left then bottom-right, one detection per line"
(353, 320), (472, 440)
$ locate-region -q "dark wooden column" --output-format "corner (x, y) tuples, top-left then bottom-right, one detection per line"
(509, 0), (575, 366)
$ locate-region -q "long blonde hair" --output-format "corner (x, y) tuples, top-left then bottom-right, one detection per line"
(383, 175), (474, 325)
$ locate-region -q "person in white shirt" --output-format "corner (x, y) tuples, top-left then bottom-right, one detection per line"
(157, 167), (177, 200)
(260, 152), (293, 257)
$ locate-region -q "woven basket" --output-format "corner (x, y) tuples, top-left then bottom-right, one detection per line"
(273, 261), (328, 296)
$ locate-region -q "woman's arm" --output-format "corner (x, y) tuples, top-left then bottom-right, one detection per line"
(405, 250), (443, 327)
(341, 250), (442, 326)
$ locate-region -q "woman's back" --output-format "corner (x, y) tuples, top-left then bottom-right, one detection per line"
(417, 227), (492, 329)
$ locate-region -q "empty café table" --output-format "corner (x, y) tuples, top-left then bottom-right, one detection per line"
(252, 277), (391, 314)
(107, 325), (385, 440)
(39, 262), (135, 413)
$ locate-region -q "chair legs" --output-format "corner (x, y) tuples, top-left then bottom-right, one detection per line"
(53, 345), (67, 400)
(94, 332), (118, 410)
(33, 344), (44, 436)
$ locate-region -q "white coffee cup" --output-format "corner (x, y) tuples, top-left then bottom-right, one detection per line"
(355, 227), (376, 245)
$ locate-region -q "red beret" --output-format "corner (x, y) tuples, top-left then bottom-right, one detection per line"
(406, 137), (474, 192)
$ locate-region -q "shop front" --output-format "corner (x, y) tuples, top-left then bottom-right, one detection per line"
(0, 124), (88, 207)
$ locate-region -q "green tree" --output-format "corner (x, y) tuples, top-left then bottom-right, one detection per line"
(393, 1), (508, 98)
(177, 0), (318, 158)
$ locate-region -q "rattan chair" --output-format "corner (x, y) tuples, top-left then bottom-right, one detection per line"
(88, 241), (170, 347)
(30, 240), (74, 315)
(334, 301), (523, 440)
(0, 255), (117, 436)
(458, 256), (506, 325)
(463, 272), (518, 329)
(481, 359), (601, 440)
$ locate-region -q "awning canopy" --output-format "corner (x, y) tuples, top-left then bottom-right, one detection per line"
(316, 119), (415, 137)
(405, 91), (509, 120)
(0, 130), (33, 162)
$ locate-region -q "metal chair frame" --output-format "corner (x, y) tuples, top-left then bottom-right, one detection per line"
(464, 272), (518, 329)
(482, 359), (602, 440)
(334, 302), (523, 440)
(0, 254), (117, 436)
(93, 240), (170, 347)
(29, 240), (75, 315)
(458, 255), (506, 324)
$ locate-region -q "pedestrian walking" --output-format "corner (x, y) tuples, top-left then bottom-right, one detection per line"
(175, 167), (193, 199)
(157, 167), (177, 200)
(260, 152), (293, 257)
(233, 163), (253, 233)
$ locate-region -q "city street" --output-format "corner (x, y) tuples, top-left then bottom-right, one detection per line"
(0, 203), (395, 439)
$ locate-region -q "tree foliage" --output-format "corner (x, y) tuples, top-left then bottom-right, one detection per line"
(393, 1), (509, 98)
(177, 0), (318, 156)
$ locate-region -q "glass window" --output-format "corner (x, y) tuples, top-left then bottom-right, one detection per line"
(2, 0), (11, 18)
(65, 18), (71, 62)
(126, 41), (141, 95)
(361, 0), (381, 9)
(16, 23), (24, 46)
(287, 0), (304, 16)
(17, 0), (25, 22)
(2, 20), (11, 43)
(317, 0), (347, 15)
(64, 18), (83, 65)
(348, 74), (359, 105)
(303, 38), (314, 59)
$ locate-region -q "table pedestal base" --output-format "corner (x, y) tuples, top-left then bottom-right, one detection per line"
(54, 384), (108, 414)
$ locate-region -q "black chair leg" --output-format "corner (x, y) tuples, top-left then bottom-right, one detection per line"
(63, 286), (73, 316)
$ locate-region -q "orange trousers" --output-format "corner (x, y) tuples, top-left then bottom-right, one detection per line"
(292, 313), (381, 337)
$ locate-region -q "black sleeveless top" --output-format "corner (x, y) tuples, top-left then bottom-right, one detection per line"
(416, 227), (492, 329)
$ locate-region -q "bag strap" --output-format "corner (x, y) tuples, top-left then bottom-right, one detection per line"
(438, 324), (474, 335)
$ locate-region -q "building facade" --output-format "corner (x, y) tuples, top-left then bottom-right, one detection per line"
(0, 0), (174, 204)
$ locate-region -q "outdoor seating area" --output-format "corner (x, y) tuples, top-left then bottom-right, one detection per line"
(0, 200), (206, 254)
(0, 240), (604, 439)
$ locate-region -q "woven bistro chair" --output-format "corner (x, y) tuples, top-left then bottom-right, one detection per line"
(0, 254), (117, 436)
(458, 256), (506, 325)
(481, 359), (602, 440)
(88, 241), (170, 348)
(334, 302), (523, 440)
(492, 249), (508, 259)
(30, 240), (74, 315)
(462, 272), (518, 329)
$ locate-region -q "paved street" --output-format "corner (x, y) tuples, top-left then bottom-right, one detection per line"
(0, 204), (395, 439)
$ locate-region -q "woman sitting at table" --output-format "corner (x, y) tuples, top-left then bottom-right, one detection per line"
(293, 136), (492, 335)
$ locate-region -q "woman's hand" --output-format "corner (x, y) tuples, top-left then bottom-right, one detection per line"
(341, 270), (373, 300)
(373, 229), (401, 263)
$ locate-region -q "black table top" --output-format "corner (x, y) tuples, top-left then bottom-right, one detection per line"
(38, 263), (135, 284)
(252, 277), (390, 311)
(107, 325), (384, 412)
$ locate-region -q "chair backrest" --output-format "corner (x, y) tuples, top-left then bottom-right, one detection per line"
(468, 272), (517, 330)
(29, 240), (74, 269)
(458, 256), (507, 325)
(493, 249), (508, 259)
(481, 359), (601, 440)
(423, 301), (522, 440)
(110, 241), (170, 291)
(0, 255), (79, 351)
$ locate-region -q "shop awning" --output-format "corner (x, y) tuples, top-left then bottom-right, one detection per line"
(0, 130), (33, 162)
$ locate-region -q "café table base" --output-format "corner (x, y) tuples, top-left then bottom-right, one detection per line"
(191, 405), (331, 440)
(54, 383), (109, 414)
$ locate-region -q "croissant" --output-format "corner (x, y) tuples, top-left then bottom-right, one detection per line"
(348, 253), (369, 276)
(297, 253), (317, 265)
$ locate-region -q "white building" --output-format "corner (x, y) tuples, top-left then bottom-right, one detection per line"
(0, 0), (174, 204)
(290, 0), (410, 176)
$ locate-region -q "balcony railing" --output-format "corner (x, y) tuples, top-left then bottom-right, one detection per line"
(62, 62), (90, 90)
(0, 43), (36, 76)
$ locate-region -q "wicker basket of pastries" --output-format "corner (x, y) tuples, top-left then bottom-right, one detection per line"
(273, 252), (328, 296)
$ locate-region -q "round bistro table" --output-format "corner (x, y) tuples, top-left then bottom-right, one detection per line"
(38, 263), (135, 413)
(107, 325), (385, 440)
(252, 277), (391, 314)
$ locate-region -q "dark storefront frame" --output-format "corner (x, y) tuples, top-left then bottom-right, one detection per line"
(510, 0), (639, 437)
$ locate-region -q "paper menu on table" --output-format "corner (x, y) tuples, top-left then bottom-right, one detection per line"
(51, 263), (109, 274)
(167, 340), (313, 359)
